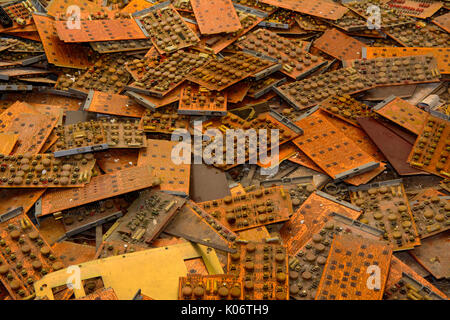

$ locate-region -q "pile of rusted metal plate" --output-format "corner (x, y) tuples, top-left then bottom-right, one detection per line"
(0, 0), (448, 301)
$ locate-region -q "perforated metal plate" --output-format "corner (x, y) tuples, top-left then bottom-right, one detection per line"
(179, 274), (242, 300)
(407, 114), (450, 178)
(178, 83), (227, 116)
(190, 0), (241, 34)
(315, 234), (392, 300)
(349, 179), (421, 251)
(137, 138), (190, 196)
(314, 28), (364, 61)
(260, 0), (348, 20)
(433, 11), (450, 33)
(40, 165), (158, 216)
(363, 47), (450, 75)
(227, 241), (288, 300)
(83, 91), (146, 118)
(95, 149), (138, 174)
(0, 208), (65, 300)
(280, 191), (362, 256)
(238, 29), (327, 80)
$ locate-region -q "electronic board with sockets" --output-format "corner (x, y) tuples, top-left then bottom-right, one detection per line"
(7, 39), (44, 53)
(280, 191), (362, 256)
(247, 74), (286, 99)
(288, 212), (385, 300)
(258, 7), (296, 29)
(0, 208), (65, 300)
(384, 272), (445, 300)
(53, 121), (109, 157)
(295, 13), (328, 32)
(70, 54), (131, 94)
(1, 0), (36, 30)
(440, 179), (450, 193)
(384, 22), (449, 48)
(190, 0), (241, 35)
(313, 28), (364, 61)
(32, 13), (93, 69)
(0, 152), (96, 188)
(233, 0), (277, 14)
(139, 106), (190, 134)
(54, 18), (148, 43)
(344, 0), (416, 26)
(373, 95), (428, 135)
(90, 38), (153, 53)
(274, 67), (373, 110)
(179, 274), (243, 300)
(105, 189), (186, 246)
(293, 110), (381, 181)
(137, 138), (190, 196)
(237, 29), (327, 80)
(259, 0), (348, 20)
(186, 52), (281, 91)
(178, 83), (227, 116)
(201, 111), (301, 170)
(83, 91), (146, 118)
(134, 2), (200, 54)
(200, 186), (292, 232)
(315, 233), (392, 300)
(318, 94), (373, 128)
(99, 118), (147, 149)
(328, 10), (373, 32)
(346, 55), (442, 88)
(40, 165), (159, 216)
(385, 0), (443, 19)
(349, 179), (421, 251)
(409, 195), (450, 239)
(227, 241), (288, 300)
(407, 114), (450, 178)
(126, 50), (208, 97)
(363, 47), (450, 75)
(62, 197), (128, 237)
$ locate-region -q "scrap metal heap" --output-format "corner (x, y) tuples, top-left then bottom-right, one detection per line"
(0, 0), (449, 300)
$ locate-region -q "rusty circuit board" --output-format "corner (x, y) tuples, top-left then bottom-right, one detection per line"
(237, 29), (327, 80)
(274, 67), (372, 110)
(99, 118), (147, 149)
(51, 241), (97, 266)
(0, 133), (18, 155)
(295, 13), (328, 32)
(62, 197), (128, 237)
(126, 50), (208, 97)
(139, 106), (190, 134)
(313, 28), (364, 61)
(233, 0), (277, 14)
(259, 0), (348, 20)
(200, 186), (293, 232)
(288, 213), (385, 300)
(0, 208), (65, 300)
(363, 47), (450, 75)
(0, 0), (35, 32)
(385, 0), (443, 18)
(318, 94), (373, 128)
(0, 189), (45, 215)
(77, 287), (119, 300)
(134, 3), (200, 54)
(433, 11), (450, 33)
(384, 273), (445, 300)
(187, 52), (281, 91)
(409, 195), (450, 239)
(53, 121), (109, 157)
(280, 191), (362, 256)
(247, 74), (286, 99)
(54, 18), (148, 43)
(315, 234), (392, 300)
(349, 179), (421, 251)
(179, 274), (242, 300)
(178, 83), (227, 116)
(373, 96), (428, 135)
(384, 22), (449, 48)
(126, 87), (182, 111)
(407, 114), (450, 178)
(137, 139), (190, 197)
(120, 0), (155, 14)
(346, 55), (442, 88)
(95, 240), (148, 259)
(227, 241), (288, 300)
(0, 153), (96, 188)
(1, 113), (59, 155)
(83, 91), (146, 118)
(105, 189), (186, 247)
(46, 0), (103, 17)
(90, 39), (153, 54)
(70, 54), (131, 94)
(410, 231), (449, 280)
(39, 165), (158, 216)
(32, 13), (92, 69)
(190, 0), (241, 35)
(293, 111), (380, 181)
(95, 149), (138, 174)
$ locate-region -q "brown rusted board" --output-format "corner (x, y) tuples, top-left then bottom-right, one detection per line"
(190, 0), (241, 35)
